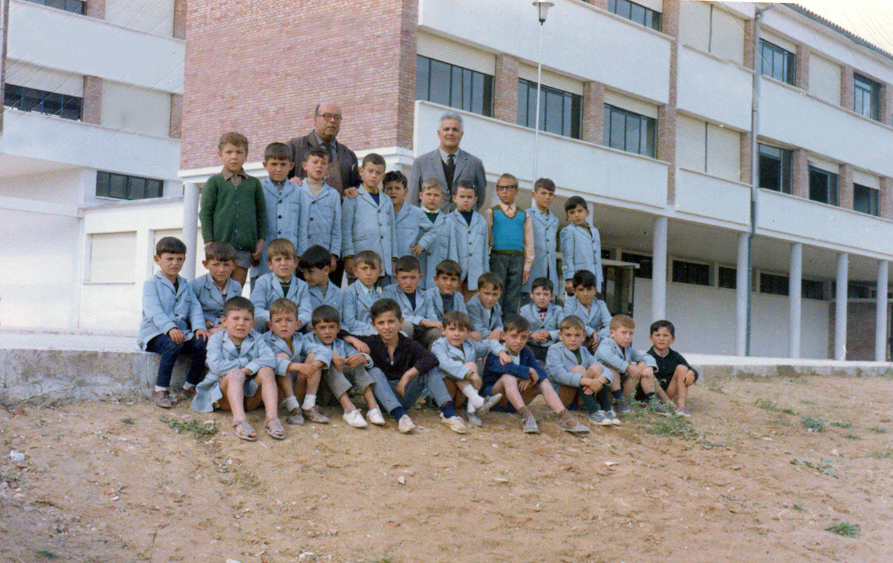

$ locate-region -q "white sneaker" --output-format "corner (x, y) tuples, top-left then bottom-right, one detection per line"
(342, 409), (368, 428)
(606, 409), (621, 426)
(398, 414), (416, 434)
(469, 394), (485, 410)
(366, 407), (386, 426)
(477, 393), (503, 415)
(467, 411), (483, 427)
(441, 414), (467, 434)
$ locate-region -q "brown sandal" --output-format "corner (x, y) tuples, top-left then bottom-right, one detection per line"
(232, 420), (257, 441)
(264, 418), (285, 440)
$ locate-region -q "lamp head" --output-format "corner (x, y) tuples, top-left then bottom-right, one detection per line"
(532, 0), (554, 23)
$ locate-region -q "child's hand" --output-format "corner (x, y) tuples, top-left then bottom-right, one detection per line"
(533, 330), (549, 343)
(289, 177), (301, 185)
(487, 329), (503, 341)
(498, 350), (512, 365)
(168, 328), (185, 344)
(195, 329), (210, 341)
(522, 270), (530, 285)
(564, 280), (573, 294)
(396, 375), (411, 397)
(344, 257), (355, 276)
(528, 368), (540, 385)
(294, 363), (319, 380)
(330, 255), (338, 271)
(410, 245), (423, 256)
(206, 321), (215, 329)
(252, 239), (264, 261)
(346, 353), (366, 368)
(332, 354), (345, 373)
(469, 331), (482, 342)
(518, 377), (532, 391)
(589, 335), (600, 352)
(345, 336), (369, 354)
(343, 187), (359, 199)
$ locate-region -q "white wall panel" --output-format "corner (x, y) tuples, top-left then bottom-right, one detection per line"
(675, 169), (750, 226)
(679, 1), (710, 53)
(676, 114), (706, 172)
(853, 169), (879, 189)
(809, 55), (841, 106)
(89, 232), (136, 283)
(105, 0), (174, 36)
(706, 123), (741, 182)
(5, 60), (82, 96)
(710, 7), (745, 66)
(101, 81), (171, 138)
(677, 46), (753, 131)
(417, 32), (496, 75)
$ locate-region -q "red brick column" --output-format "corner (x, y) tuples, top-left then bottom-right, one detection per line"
(880, 177), (893, 219)
(82, 76), (102, 124)
(880, 83), (893, 125)
(792, 148), (808, 198)
(743, 19), (755, 71)
(396, 0), (418, 150)
(86, 0), (105, 19)
(173, 0), (186, 39)
(841, 65), (854, 110)
(740, 131), (753, 184)
(660, 0), (680, 203)
(493, 54), (518, 124)
(795, 44), (810, 89)
(838, 163), (853, 209)
(581, 81), (604, 144)
(170, 93), (183, 139)
(588, 0), (608, 9)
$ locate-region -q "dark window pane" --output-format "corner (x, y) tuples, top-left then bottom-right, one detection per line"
(415, 56), (429, 101)
(428, 60), (451, 106)
(616, 0), (631, 19)
(630, 3), (646, 24)
(481, 74), (493, 117)
(148, 180), (164, 198)
(650, 11), (661, 31)
(627, 115), (641, 155)
(43, 92), (63, 116)
(545, 89), (562, 134)
(96, 171), (164, 200)
(621, 252), (652, 279)
(610, 110), (625, 150)
(570, 94), (582, 139)
(21, 88), (42, 112)
(108, 174), (127, 199)
(128, 177), (146, 199)
(450, 65), (462, 107)
(853, 183), (879, 216)
(718, 266), (737, 289)
(759, 154), (781, 191)
(96, 172), (110, 197)
(608, 0), (617, 11)
(802, 279), (824, 300)
(517, 81), (528, 126)
(672, 261), (710, 286)
(61, 96), (82, 120)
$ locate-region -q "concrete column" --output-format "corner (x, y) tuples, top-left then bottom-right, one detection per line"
(841, 65), (854, 110)
(182, 182), (199, 279)
(835, 252), (848, 360)
(876, 260), (889, 362)
(789, 243), (802, 358)
(881, 177), (893, 220)
(740, 131), (753, 184)
(651, 216), (668, 322)
(736, 232), (749, 356)
(838, 163), (853, 210)
(795, 44), (810, 90)
(493, 54), (519, 124)
(792, 148), (808, 199)
(581, 81), (605, 144)
(82, 76), (102, 125)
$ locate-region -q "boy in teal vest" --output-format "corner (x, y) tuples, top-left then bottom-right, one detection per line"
(483, 173), (533, 319)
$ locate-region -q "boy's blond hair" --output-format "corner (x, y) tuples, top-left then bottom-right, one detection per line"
(218, 131), (248, 152)
(269, 298), (298, 319)
(559, 315), (585, 332)
(442, 310), (472, 331)
(266, 238), (296, 260)
(609, 314), (636, 330)
(421, 177), (446, 195)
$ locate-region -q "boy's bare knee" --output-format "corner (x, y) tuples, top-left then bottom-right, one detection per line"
(276, 352), (289, 360)
(570, 366), (586, 375)
(256, 366), (274, 382)
(585, 364), (602, 378)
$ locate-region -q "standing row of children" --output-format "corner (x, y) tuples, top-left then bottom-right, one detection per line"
(138, 127), (698, 440)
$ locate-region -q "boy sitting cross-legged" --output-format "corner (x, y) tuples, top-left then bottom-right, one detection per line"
(562, 269), (611, 352)
(353, 298), (468, 434)
(250, 238), (312, 333)
(467, 272), (504, 342)
(263, 298), (332, 426)
(647, 320), (698, 417)
(191, 241), (242, 335)
(307, 305), (387, 428)
(191, 296), (282, 441)
(596, 314), (664, 415)
(381, 255), (442, 346)
(546, 315), (616, 428)
(342, 250), (384, 336)
(425, 259), (468, 322)
(139, 236), (209, 408)
(431, 311), (507, 427)
(518, 277), (563, 364)
(483, 315), (587, 434)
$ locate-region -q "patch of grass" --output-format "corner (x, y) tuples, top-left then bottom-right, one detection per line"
(159, 416), (217, 440)
(869, 447), (893, 459)
(755, 398), (780, 412)
(825, 521), (860, 538)
(869, 426), (889, 434)
(705, 379), (726, 394)
(36, 550), (57, 559)
(754, 529), (768, 536)
(800, 399), (817, 406)
(770, 418), (794, 427)
(843, 433), (861, 440)
(120, 417), (136, 425)
(793, 502), (805, 511)
(781, 408), (797, 415)
(830, 421), (852, 429)
(801, 415), (825, 432)
(790, 377), (811, 385)
(790, 458), (838, 478)
(626, 406), (699, 440)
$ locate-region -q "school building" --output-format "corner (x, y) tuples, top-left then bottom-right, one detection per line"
(2, 0), (893, 362)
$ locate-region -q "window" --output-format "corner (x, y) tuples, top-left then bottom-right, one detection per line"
(854, 73), (880, 121)
(848, 283), (872, 299)
(517, 79), (582, 139)
(802, 279), (824, 300)
(621, 252), (652, 279)
(3, 84), (82, 120)
(672, 260), (709, 286)
(416, 56), (493, 117)
(759, 40), (795, 86)
(24, 0), (86, 14)
(758, 144), (792, 193)
(853, 183), (879, 216)
(96, 172), (164, 200)
(608, 0), (661, 30)
(760, 273), (789, 296)
(808, 166), (838, 205)
(604, 105), (656, 158)
(718, 266), (737, 289)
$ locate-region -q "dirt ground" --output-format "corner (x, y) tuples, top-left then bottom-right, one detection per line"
(1, 374), (892, 563)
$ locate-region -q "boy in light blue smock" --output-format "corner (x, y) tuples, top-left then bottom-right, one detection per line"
(444, 181), (489, 299)
(250, 238), (312, 332)
(251, 142), (299, 289)
(296, 148), (341, 272)
(342, 153), (397, 282)
(190, 241), (242, 335)
(412, 177), (449, 289)
(522, 178), (560, 299)
(560, 195), (603, 296)
(561, 269), (611, 352)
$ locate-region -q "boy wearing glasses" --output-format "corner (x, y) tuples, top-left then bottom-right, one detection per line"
(483, 173), (534, 318)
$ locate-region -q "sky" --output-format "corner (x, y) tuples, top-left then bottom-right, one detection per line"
(791, 0), (893, 55)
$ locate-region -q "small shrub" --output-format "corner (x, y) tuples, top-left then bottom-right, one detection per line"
(869, 426), (889, 434)
(825, 521), (860, 538)
(843, 433), (861, 440)
(801, 415), (825, 432)
(831, 421), (852, 429)
(159, 416), (217, 440)
(121, 417), (136, 425)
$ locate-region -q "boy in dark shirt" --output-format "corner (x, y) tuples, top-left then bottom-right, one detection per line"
(647, 320), (698, 417)
(354, 298), (467, 434)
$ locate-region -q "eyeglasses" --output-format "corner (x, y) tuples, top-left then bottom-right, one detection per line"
(318, 113), (343, 122)
(496, 184), (518, 191)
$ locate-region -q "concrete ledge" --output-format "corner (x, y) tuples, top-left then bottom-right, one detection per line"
(688, 354), (893, 379)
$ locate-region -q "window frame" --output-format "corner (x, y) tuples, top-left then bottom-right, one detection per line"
(758, 143), (793, 194)
(96, 171), (165, 201)
(671, 259), (710, 286)
(808, 165), (839, 206)
(3, 83), (83, 121)
(853, 73), (880, 121)
(607, 0), (661, 31)
(415, 55), (494, 117)
(759, 272), (789, 296)
(24, 0), (86, 15)
(603, 104), (657, 158)
(759, 39), (795, 86)
(853, 183), (879, 216)
(620, 251), (653, 279)
(517, 79), (582, 140)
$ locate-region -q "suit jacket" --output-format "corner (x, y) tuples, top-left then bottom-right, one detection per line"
(443, 209), (489, 290)
(341, 187), (397, 275)
(342, 281), (381, 335)
(416, 210), (446, 288)
(562, 295), (611, 341)
(519, 302), (563, 347)
(408, 148), (487, 211)
(190, 274), (243, 326)
(296, 179), (342, 256)
(431, 337), (506, 380)
(560, 223), (604, 287)
(523, 206), (560, 292)
(308, 283), (345, 322)
(545, 341), (610, 387)
(596, 337), (658, 374)
(425, 287), (468, 321)
(263, 331), (333, 376)
(138, 273), (206, 349)
(467, 295), (503, 336)
(192, 330), (275, 412)
(249, 273), (312, 326)
(381, 285), (435, 325)
(393, 202), (428, 260)
(287, 131), (361, 195)
(253, 177), (302, 277)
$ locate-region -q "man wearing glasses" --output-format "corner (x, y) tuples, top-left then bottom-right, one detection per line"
(287, 102), (361, 199)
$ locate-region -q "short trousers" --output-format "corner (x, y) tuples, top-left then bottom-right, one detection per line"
(234, 249), (252, 269)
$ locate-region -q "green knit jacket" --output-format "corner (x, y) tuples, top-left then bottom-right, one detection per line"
(199, 173), (268, 252)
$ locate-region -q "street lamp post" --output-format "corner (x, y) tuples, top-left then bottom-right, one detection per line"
(532, 1), (553, 182)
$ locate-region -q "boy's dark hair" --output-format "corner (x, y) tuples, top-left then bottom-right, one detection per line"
(564, 195), (588, 213)
(354, 250), (382, 269)
(477, 272), (503, 292)
(454, 179), (476, 194)
(218, 131), (248, 151)
(383, 170), (407, 189)
(441, 310), (472, 331)
(394, 255), (421, 275)
(533, 177), (556, 193)
(503, 314), (530, 334)
(264, 142), (291, 162)
(204, 241), (236, 262)
(299, 245), (331, 271)
(435, 259), (462, 278)
(370, 298), (402, 321)
(223, 296), (254, 317)
(304, 147), (328, 162)
(650, 319), (675, 337)
(266, 238), (296, 260)
(531, 277), (553, 293)
(610, 314), (636, 330)
(156, 236), (186, 256)
(572, 270), (597, 289)
(312, 304), (341, 326)
(362, 153), (386, 167)
(269, 298), (298, 319)
(559, 315), (585, 332)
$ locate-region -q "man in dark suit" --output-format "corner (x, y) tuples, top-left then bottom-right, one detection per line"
(287, 101), (361, 199)
(409, 112), (487, 211)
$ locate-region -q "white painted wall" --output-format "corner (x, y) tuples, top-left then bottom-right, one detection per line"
(5, 60), (83, 96)
(0, 168), (89, 205)
(677, 46), (753, 131)
(809, 55), (842, 106)
(674, 169), (750, 227)
(706, 124), (741, 182)
(105, 0), (175, 37)
(101, 80), (172, 138)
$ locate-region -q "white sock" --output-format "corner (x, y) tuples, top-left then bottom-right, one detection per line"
(461, 385), (484, 409)
(154, 386), (168, 393)
(182, 383), (195, 390)
(281, 395), (299, 411)
(302, 394), (317, 410)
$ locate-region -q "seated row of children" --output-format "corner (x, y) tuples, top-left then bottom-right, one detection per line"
(139, 235), (697, 440)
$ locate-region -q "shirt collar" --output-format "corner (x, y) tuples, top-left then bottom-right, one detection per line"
(312, 130), (337, 150)
(439, 148), (458, 164)
(222, 168), (247, 181)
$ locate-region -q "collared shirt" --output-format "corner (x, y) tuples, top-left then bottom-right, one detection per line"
(311, 130), (338, 157)
(222, 167), (248, 188)
(439, 148), (458, 165)
(355, 333), (439, 381)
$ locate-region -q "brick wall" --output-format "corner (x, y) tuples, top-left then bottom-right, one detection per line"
(172, 0), (186, 39)
(829, 301), (891, 361)
(838, 163), (853, 210)
(795, 44), (810, 89)
(86, 0), (105, 19)
(170, 93), (183, 139)
(740, 131), (752, 184)
(881, 83), (893, 125)
(181, 0), (417, 169)
(82, 76), (102, 125)
(841, 65), (854, 110)
(581, 81), (604, 144)
(743, 19), (755, 71)
(881, 177), (893, 219)
(792, 148), (808, 198)
(660, 0), (680, 204)
(493, 54), (518, 123)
